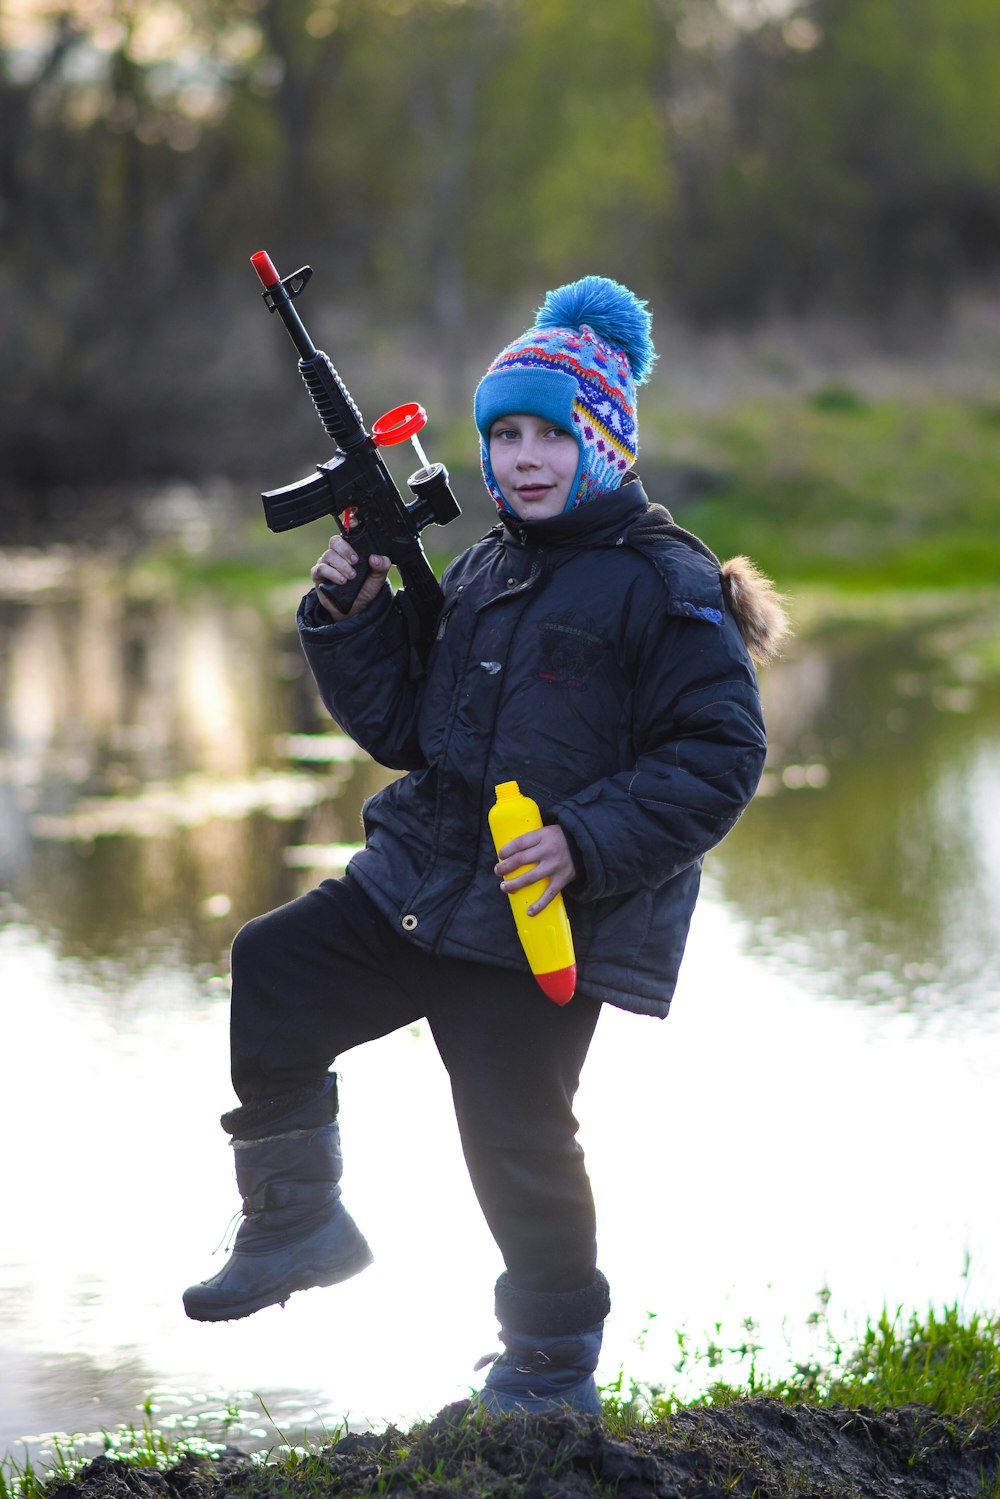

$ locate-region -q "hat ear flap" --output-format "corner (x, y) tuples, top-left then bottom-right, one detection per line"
(479, 434), (513, 514)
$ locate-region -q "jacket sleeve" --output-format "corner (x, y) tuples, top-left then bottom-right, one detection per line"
(296, 586), (428, 770)
(553, 608), (768, 902)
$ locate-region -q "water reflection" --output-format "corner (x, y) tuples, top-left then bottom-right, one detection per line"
(0, 563), (396, 979)
(722, 610), (1000, 1015)
(1, 553), (998, 1458)
(2, 563), (997, 1012)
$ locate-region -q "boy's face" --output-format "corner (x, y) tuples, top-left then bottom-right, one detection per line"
(488, 413), (579, 520)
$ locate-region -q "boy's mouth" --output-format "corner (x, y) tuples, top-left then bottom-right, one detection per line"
(515, 484), (552, 499)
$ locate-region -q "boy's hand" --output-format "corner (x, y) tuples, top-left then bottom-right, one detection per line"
(311, 536), (392, 620)
(495, 825), (576, 915)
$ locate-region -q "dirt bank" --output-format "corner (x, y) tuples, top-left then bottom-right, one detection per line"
(48, 1398), (1000, 1499)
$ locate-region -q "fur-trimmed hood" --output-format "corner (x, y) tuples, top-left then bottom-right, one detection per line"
(626, 501), (791, 666)
(719, 554), (791, 666)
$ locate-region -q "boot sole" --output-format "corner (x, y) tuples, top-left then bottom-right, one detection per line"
(471, 1375), (602, 1416)
(183, 1240), (373, 1322)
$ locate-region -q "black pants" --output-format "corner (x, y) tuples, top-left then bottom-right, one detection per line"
(229, 875), (601, 1295)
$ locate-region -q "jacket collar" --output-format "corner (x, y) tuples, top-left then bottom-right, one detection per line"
(499, 475), (650, 550)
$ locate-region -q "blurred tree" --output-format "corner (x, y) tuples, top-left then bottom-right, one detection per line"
(802, 0), (1000, 306)
(1, 0), (999, 495)
(362, 0), (511, 388)
(664, 0), (1000, 317)
(0, 1), (277, 490)
(471, 0), (674, 297)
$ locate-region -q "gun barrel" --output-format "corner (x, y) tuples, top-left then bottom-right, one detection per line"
(251, 251), (317, 362)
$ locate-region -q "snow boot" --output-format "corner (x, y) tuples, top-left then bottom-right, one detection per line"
(472, 1270), (610, 1415)
(182, 1081), (372, 1322)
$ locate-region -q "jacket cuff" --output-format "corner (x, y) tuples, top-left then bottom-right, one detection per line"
(554, 803), (605, 902)
(296, 584), (396, 643)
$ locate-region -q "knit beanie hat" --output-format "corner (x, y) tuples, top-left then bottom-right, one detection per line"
(474, 275), (656, 513)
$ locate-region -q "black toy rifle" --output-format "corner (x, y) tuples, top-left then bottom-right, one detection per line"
(250, 251), (461, 656)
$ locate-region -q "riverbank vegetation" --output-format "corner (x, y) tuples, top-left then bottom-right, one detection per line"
(54, 386), (996, 609)
(647, 391), (1000, 590)
(4, 1303), (999, 1499)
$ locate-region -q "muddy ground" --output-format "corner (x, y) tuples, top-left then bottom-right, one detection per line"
(48, 1398), (1000, 1499)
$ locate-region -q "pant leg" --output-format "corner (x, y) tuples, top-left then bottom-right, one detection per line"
(426, 962), (601, 1296)
(229, 875), (425, 1103)
(231, 876), (601, 1297)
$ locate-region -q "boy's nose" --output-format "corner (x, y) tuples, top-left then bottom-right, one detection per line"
(516, 441), (543, 468)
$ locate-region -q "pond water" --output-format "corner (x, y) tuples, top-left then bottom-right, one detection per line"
(1, 549), (998, 1462)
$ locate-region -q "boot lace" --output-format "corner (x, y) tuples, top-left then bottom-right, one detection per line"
(474, 1347), (552, 1374)
(212, 1208), (243, 1256)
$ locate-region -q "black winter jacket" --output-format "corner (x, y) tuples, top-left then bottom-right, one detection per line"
(297, 479), (769, 1017)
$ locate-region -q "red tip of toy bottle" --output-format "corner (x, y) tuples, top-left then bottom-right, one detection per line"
(535, 965), (577, 1005)
(251, 250), (280, 287)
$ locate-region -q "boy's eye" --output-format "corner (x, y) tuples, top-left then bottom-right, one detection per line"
(489, 420), (572, 441)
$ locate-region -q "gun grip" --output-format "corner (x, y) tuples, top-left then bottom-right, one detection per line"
(318, 525), (373, 615)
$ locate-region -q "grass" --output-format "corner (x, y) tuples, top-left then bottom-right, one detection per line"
(644, 391), (1000, 589)
(4, 1301), (999, 1499)
(0, 1395), (350, 1499)
(0, 1397), (245, 1499)
(600, 1296), (1000, 1432)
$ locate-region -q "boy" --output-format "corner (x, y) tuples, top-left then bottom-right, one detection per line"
(183, 276), (786, 1414)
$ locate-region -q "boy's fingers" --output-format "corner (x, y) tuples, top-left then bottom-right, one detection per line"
(315, 557), (354, 579)
(496, 853), (540, 880)
(527, 887), (556, 916)
(311, 545), (391, 622)
(500, 857), (554, 887)
(498, 833), (539, 862)
(324, 538), (358, 562)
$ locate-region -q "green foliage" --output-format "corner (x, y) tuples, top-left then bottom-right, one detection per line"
(470, 0), (672, 294)
(0, 1395), (348, 1499)
(669, 0), (1000, 315)
(807, 384), (870, 414)
(600, 1297), (1000, 1431)
(4, 0), (1000, 311)
(2, 0), (1000, 490)
(823, 1305), (1000, 1424)
(651, 394), (1000, 588)
(0, 1399), (231, 1499)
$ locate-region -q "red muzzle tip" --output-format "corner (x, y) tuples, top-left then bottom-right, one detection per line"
(251, 250), (280, 287)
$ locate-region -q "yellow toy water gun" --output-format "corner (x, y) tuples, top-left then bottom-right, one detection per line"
(489, 781), (577, 1005)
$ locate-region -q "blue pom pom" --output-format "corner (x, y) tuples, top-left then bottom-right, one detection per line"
(535, 275), (656, 385)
